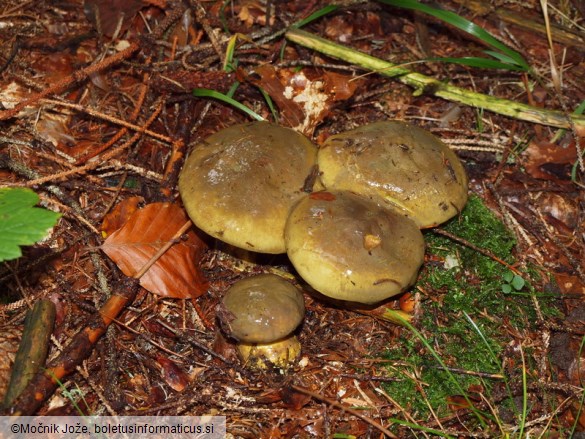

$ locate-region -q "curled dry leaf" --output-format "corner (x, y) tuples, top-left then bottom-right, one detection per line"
(249, 65), (305, 128)
(101, 202), (208, 298)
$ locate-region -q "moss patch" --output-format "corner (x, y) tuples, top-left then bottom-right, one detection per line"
(383, 195), (561, 426)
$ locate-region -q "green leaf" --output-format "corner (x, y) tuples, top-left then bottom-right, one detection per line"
(502, 284), (512, 294)
(502, 271), (514, 283)
(511, 275), (525, 291)
(0, 188), (61, 262)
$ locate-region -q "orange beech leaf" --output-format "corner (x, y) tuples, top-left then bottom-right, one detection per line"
(101, 202), (208, 298)
(101, 196), (144, 237)
(323, 71), (359, 101)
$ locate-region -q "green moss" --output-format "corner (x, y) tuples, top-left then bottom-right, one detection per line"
(383, 194), (559, 427)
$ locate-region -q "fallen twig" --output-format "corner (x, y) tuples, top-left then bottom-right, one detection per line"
(291, 384), (399, 438)
(285, 29), (585, 134)
(3, 221), (193, 415)
(0, 42), (140, 121)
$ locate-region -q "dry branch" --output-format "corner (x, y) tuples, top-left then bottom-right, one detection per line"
(2, 278), (139, 415)
(0, 42), (140, 121)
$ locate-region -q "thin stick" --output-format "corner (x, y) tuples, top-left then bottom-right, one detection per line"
(432, 228), (522, 275)
(291, 385), (399, 439)
(0, 42), (140, 121)
(40, 99), (173, 145)
(134, 220), (192, 278)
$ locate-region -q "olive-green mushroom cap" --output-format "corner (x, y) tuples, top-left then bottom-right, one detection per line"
(217, 274), (305, 344)
(318, 121), (468, 228)
(179, 122), (318, 253)
(285, 191), (425, 304)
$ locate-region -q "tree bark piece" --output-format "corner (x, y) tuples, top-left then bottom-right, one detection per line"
(2, 299), (55, 408)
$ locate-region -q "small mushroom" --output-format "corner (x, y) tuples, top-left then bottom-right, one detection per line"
(179, 122), (318, 254)
(217, 274), (305, 369)
(285, 191), (425, 304)
(318, 121), (468, 228)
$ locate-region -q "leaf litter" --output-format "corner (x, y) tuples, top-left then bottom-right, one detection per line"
(0, 0), (583, 436)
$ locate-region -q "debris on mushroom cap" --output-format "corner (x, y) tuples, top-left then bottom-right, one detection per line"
(178, 122), (318, 254)
(217, 274), (305, 344)
(285, 191), (425, 304)
(318, 121), (468, 228)
(237, 337), (302, 370)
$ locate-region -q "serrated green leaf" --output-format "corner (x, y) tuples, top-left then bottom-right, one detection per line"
(0, 188), (61, 262)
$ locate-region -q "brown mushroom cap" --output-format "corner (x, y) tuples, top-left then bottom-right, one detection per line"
(318, 121), (468, 228)
(285, 191), (425, 304)
(217, 274), (305, 344)
(179, 122), (318, 253)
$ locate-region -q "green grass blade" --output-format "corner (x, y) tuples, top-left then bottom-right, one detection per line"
(394, 314), (491, 428)
(378, 0), (530, 70)
(574, 99), (585, 115)
(518, 345), (528, 438)
(388, 418), (456, 438)
(192, 88), (265, 122)
(257, 86), (279, 122)
(464, 311), (521, 425)
(462, 312), (499, 366)
(483, 50), (521, 65)
(292, 5), (339, 29)
(569, 334), (585, 437)
(226, 81), (240, 99)
(431, 56), (527, 71)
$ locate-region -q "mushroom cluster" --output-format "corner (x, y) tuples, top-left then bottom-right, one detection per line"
(179, 120), (468, 365)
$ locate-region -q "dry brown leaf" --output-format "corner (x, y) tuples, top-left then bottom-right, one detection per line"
(248, 66), (359, 136)
(250, 65), (305, 128)
(101, 196), (144, 237)
(156, 355), (189, 392)
(523, 140), (578, 180)
(84, 0), (147, 37)
(323, 71), (359, 101)
(101, 202), (208, 298)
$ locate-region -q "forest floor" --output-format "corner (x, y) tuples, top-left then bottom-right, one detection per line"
(0, 0), (584, 437)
